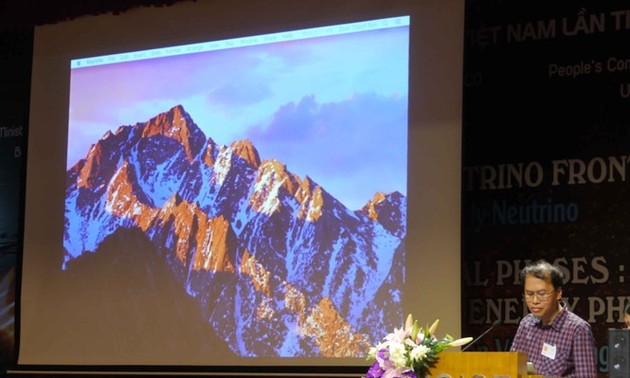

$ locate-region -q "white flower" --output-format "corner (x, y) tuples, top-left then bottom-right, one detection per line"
(368, 341), (386, 359)
(385, 326), (410, 344)
(410, 344), (430, 362)
(388, 342), (408, 368)
(449, 337), (474, 347)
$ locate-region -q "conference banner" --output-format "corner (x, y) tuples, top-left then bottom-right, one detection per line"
(462, 1), (630, 377)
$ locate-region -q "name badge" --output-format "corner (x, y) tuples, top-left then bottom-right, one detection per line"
(542, 342), (557, 359)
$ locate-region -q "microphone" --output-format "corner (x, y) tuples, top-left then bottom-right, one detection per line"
(461, 319), (502, 351)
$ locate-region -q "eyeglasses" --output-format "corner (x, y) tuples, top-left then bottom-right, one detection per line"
(523, 290), (555, 302)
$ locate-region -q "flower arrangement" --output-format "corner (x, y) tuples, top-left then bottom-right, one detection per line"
(365, 314), (473, 378)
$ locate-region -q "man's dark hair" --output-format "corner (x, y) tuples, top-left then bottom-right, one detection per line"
(520, 259), (564, 290)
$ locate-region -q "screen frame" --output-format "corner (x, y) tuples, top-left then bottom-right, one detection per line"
(16, 0), (464, 375)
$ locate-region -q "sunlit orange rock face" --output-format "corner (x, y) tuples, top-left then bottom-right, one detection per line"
(64, 104), (406, 358)
(302, 297), (371, 357)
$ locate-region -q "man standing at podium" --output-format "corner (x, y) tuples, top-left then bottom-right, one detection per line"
(510, 259), (597, 378)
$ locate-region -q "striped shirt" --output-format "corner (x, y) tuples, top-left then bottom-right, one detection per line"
(510, 302), (597, 378)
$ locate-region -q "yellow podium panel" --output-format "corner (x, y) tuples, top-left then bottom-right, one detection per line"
(429, 351), (528, 378)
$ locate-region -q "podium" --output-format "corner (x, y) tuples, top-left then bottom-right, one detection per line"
(428, 351), (530, 377)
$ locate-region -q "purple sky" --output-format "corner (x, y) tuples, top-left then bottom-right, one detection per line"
(67, 21), (409, 210)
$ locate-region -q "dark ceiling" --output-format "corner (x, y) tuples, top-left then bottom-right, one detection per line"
(0, 0), (194, 30)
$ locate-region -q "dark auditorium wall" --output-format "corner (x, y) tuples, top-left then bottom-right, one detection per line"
(0, 25), (31, 373)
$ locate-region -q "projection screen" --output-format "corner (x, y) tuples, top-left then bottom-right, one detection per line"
(17, 0), (463, 375)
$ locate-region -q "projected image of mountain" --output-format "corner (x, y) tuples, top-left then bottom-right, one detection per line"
(64, 104), (406, 358)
